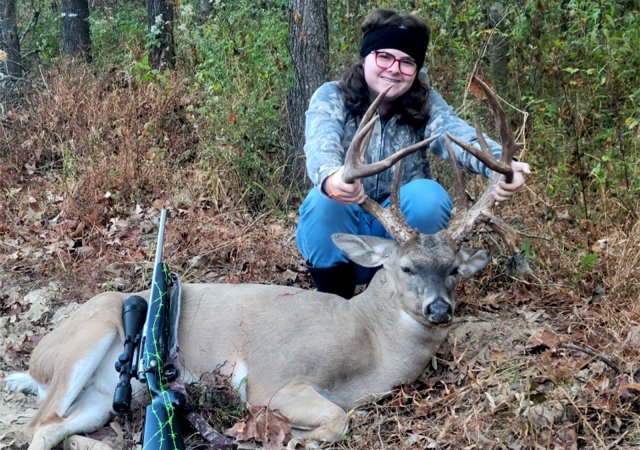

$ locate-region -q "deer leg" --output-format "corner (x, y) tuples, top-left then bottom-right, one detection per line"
(269, 382), (348, 443)
(28, 385), (113, 450)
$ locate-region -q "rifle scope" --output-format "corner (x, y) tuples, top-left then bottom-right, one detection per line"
(113, 294), (148, 414)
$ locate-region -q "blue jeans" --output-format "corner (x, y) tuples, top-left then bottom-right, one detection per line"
(296, 179), (453, 284)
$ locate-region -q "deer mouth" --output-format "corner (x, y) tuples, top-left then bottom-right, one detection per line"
(427, 313), (453, 327)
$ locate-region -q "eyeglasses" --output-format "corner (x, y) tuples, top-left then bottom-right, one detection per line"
(373, 51), (418, 76)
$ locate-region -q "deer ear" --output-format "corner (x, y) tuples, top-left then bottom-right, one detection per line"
(456, 248), (490, 278)
(331, 234), (396, 268)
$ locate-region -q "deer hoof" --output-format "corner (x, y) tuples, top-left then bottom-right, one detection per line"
(66, 435), (115, 450)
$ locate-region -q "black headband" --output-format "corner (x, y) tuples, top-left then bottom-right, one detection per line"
(359, 26), (428, 69)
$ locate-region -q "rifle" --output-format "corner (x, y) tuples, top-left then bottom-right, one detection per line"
(113, 209), (186, 450)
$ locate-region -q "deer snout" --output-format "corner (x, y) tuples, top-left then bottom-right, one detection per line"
(425, 297), (453, 326)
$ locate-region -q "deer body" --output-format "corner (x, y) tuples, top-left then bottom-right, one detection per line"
(178, 279), (448, 407)
(4, 233), (489, 449)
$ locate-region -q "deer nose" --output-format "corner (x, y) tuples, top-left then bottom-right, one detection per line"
(425, 297), (453, 326)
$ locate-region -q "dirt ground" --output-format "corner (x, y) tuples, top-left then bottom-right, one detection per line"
(1, 201), (639, 449)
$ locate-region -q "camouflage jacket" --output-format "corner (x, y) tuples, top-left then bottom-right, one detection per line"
(304, 79), (502, 201)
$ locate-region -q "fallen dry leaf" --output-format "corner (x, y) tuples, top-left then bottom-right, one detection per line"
(225, 405), (291, 450)
(469, 76), (492, 100)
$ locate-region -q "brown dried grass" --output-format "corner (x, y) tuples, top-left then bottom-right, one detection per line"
(0, 63), (243, 222)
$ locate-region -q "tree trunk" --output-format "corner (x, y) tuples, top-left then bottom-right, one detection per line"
(0, 0), (22, 77)
(60, 0), (91, 61)
(199, 0), (211, 19)
(286, 0), (329, 170)
(486, 2), (509, 88)
(146, 0), (175, 69)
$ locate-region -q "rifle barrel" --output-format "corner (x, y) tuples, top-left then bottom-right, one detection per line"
(154, 209), (166, 268)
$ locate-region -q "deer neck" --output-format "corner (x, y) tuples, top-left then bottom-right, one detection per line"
(347, 269), (448, 388)
(350, 269), (446, 347)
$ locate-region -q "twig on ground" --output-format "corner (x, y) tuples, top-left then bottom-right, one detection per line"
(559, 343), (621, 374)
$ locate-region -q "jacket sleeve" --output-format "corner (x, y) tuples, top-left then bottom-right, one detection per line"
(303, 82), (349, 187)
(425, 88), (502, 178)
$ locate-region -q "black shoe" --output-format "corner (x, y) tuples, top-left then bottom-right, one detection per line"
(306, 262), (356, 299)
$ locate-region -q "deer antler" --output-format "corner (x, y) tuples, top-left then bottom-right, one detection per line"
(444, 76), (530, 275)
(341, 86), (440, 244)
(339, 78), (529, 274)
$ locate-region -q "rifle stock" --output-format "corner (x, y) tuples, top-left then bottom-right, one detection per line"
(141, 209), (185, 449)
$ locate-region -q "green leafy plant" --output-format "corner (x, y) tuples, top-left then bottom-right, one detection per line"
(89, 3), (147, 71)
(180, 0), (292, 210)
(580, 252), (598, 271)
(131, 54), (170, 84)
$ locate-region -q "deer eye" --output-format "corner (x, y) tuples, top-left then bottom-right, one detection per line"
(401, 266), (415, 275)
(449, 267), (459, 277)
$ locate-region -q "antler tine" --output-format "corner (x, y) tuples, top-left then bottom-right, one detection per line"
(446, 133), (513, 183)
(472, 76), (523, 164)
(361, 85), (391, 127)
(359, 158), (418, 244)
(388, 157), (419, 242)
(342, 86), (391, 183)
(389, 157), (404, 216)
(444, 136), (468, 211)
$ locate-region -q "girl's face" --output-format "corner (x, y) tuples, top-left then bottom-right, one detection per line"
(363, 48), (417, 105)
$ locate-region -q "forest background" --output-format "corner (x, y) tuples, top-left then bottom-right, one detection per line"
(1, 0), (639, 449)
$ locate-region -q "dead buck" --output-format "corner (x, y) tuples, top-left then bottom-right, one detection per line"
(3, 77), (526, 450)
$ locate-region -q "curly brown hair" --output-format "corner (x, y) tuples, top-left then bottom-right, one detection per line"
(338, 9), (432, 127)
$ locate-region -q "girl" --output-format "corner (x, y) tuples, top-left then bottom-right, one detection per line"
(296, 9), (530, 298)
